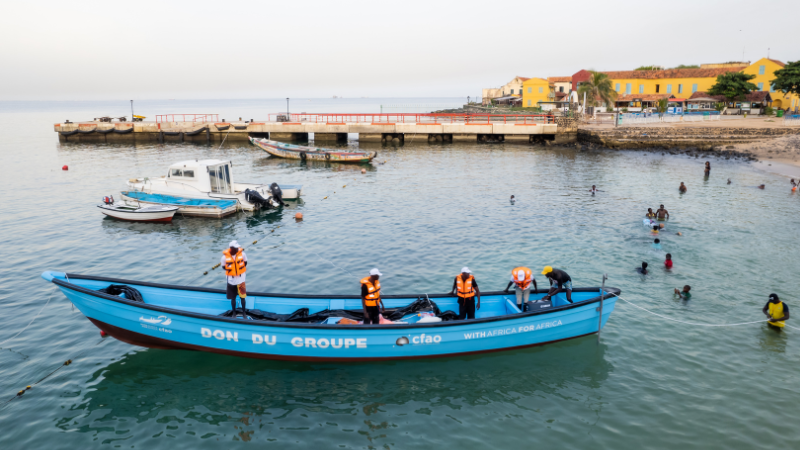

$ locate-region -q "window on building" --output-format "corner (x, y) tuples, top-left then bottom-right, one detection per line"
(559, 86), (564, 93)
(528, 100), (531, 106)
(539, 87), (543, 93)
(626, 83), (631, 95)
(770, 83), (775, 93)
(759, 65), (765, 75)
(616, 83), (620, 92)
(692, 84), (698, 93)
(667, 84), (672, 93)
(678, 84), (683, 94)
(639, 85), (644, 94)
(758, 82), (763, 91)
(528, 87), (531, 93)
(656, 84), (660, 93)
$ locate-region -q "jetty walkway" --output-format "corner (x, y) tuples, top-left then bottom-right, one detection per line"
(54, 113), (570, 144)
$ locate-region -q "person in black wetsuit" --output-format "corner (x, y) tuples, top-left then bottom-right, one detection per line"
(541, 266), (573, 303)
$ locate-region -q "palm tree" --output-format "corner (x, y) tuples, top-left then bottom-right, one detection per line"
(577, 71), (618, 108)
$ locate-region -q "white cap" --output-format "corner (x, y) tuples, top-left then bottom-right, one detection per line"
(369, 268), (382, 276)
(517, 270), (526, 281)
(461, 267), (471, 273)
(229, 240), (241, 248)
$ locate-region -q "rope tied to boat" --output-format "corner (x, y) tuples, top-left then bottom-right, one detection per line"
(0, 291), (54, 348)
(616, 295), (775, 327)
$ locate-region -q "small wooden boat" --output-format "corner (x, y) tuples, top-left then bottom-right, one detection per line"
(41, 271), (618, 362)
(120, 191), (239, 218)
(98, 201), (178, 222)
(251, 137), (377, 163)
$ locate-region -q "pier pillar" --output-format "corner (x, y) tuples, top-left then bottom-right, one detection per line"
(314, 133), (347, 142)
(358, 133), (383, 142)
(381, 133), (404, 144)
(270, 132), (309, 141)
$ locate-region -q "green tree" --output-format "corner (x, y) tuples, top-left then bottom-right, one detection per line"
(635, 65), (663, 71)
(772, 60), (800, 101)
(673, 64), (699, 69)
(707, 72), (758, 103)
(714, 102), (725, 112)
(656, 98), (669, 115)
(577, 71), (618, 108)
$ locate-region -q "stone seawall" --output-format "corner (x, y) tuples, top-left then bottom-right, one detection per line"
(578, 127), (800, 150)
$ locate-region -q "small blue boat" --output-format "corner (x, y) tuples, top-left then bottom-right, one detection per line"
(120, 191), (239, 218)
(41, 271), (618, 361)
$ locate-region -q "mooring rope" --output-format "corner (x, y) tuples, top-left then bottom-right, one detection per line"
(616, 294), (773, 327)
(1, 338), (106, 408)
(0, 291), (54, 348)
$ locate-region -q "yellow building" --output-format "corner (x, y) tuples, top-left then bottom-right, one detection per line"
(602, 58), (798, 111)
(604, 68), (739, 99)
(521, 78), (553, 108)
(740, 58), (798, 110)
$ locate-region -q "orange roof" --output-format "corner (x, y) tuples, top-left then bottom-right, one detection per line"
(601, 67), (740, 80)
(517, 76), (530, 81)
(767, 59), (786, 67)
(548, 76), (572, 82)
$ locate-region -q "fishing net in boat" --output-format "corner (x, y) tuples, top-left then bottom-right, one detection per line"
(98, 284), (144, 302)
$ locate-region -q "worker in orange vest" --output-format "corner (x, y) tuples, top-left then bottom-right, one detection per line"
(360, 268), (385, 324)
(451, 267), (480, 320)
(222, 240), (248, 318)
(504, 267), (537, 309)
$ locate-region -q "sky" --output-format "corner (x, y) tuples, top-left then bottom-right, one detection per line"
(1, 0), (798, 100)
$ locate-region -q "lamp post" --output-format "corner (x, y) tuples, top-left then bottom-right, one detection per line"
(286, 98), (290, 116)
(130, 100), (133, 122)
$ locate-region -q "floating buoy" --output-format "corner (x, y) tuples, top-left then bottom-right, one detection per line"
(100, 330), (108, 338)
(295, 212), (303, 221)
(62, 165), (68, 171)
(252, 240), (257, 244)
(323, 196), (328, 199)
(361, 169), (366, 174)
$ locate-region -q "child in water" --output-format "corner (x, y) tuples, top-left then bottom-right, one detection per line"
(652, 238), (662, 250)
(651, 225), (659, 235)
(636, 262), (648, 275)
(674, 285), (692, 299)
(664, 253), (673, 269)
(791, 179), (797, 192)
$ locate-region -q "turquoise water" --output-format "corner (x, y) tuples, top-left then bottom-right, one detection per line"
(1, 100), (799, 449)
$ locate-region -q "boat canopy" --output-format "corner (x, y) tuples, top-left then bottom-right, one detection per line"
(166, 160), (235, 194)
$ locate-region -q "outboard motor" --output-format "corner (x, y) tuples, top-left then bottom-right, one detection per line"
(102, 195), (114, 205)
(270, 182), (287, 206)
(244, 188), (275, 210)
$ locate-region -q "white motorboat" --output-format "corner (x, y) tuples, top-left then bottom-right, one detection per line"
(98, 197), (178, 222)
(126, 159), (302, 212)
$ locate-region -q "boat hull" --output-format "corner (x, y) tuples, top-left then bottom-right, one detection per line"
(120, 192), (238, 218)
(42, 272), (617, 362)
(252, 137), (377, 163)
(97, 204), (178, 222)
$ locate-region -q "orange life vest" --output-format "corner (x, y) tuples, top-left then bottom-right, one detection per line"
(223, 248), (246, 277)
(512, 267), (532, 289)
(361, 277), (381, 306)
(456, 274), (475, 298)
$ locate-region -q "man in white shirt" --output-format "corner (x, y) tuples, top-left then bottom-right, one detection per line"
(221, 240), (248, 318)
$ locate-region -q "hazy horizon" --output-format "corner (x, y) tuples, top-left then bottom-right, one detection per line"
(2, 0), (797, 101)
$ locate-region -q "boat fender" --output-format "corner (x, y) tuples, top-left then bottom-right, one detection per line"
(396, 337), (409, 346)
(102, 195), (114, 205)
(100, 330), (108, 338)
(62, 165), (69, 170)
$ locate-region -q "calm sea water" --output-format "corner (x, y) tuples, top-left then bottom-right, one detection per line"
(1, 99), (798, 449)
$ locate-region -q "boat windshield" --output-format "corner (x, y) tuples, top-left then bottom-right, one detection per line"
(208, 164), (232, 194)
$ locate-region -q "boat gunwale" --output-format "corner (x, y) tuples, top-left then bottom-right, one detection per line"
(50, 273), (619, 330)
(253, 138), (375, 158)
(97, 204), (180, 214)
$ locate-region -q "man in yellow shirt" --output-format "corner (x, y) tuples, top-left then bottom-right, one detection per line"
(763, 293), (790, 330)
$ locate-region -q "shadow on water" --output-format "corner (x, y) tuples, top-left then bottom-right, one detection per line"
(61, 336), (612, 441)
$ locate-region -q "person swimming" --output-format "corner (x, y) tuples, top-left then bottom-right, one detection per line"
(727, 178), (732, 185)
(679, 182), (687, 193)
(636, 262), (648, 275)
(664, 253), (673, 269)
(652, 238), (662, 250)
(758, 184), (765, 189)
(646, 208), (656, 218)
(651, 225), (659, 235)
(590, 185), (598, 194)
(704, 161), (710, 176)
(792, 179), (797, 191)
(656, 205), (669, 220)
(510, 195), (516, 204)
(674, 285), (691, 300)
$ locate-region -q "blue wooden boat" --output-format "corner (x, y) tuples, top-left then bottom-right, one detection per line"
(41, 271), (618, 361)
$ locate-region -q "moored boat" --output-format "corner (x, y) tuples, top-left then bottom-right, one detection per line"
(41, 271), (618, 362)
(98, 201), (179, 222)
(251, 137), (377, 163)
(126, 159), (302, 211)
(119, 191), (240, 218)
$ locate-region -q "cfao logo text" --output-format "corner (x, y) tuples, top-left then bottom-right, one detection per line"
(410, 333), (442, 345)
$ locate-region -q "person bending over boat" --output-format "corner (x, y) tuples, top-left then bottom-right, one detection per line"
(222, 240), (248, 319)
(541, 266), (573, 304)
(656, 205), (669, 220)
(763, 293), (790, 330)
(504, 267), (537, 308)
(361, 269), (385, 325)
(451, 267), (480, 320)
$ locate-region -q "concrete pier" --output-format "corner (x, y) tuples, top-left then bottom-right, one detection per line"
(54, 120), (564, 144)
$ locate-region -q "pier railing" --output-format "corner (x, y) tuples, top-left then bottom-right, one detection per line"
(156, 114), (220, 123)
(267, 113), (555, 124)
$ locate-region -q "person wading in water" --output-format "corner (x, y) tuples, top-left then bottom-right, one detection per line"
(763, 293), (790, 330)
(656, 204), (669, 221)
